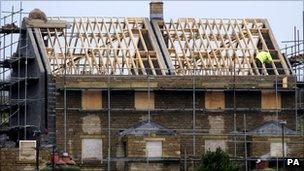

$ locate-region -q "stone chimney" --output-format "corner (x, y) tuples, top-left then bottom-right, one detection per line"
(150, 0), (163, 20)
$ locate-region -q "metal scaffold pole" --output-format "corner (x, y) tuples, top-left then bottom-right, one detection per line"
(107, 75), (111, 171)
(275, 74), (279, 170)
(243, 113), (248, 171)
(148, 73), (151, 122)
(0, 0), (1, 168)
(233, 53), (237, 157)
(0, 46), (1, 171)
(192, 69), (196, 157)
(24, 5), (28, 140)
(302, 0), (304, 60)
(0, 2), (303, 170)
(19, 0), (23, 140)
(63, 25), (67, 152)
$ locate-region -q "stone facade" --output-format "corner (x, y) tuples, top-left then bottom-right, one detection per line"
(123, 135), (180, 158)
(53, 86), (300, 170)
(0, 148), (50, 171)
(250, 136), (304, 158)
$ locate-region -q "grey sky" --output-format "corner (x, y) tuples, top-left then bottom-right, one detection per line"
(2, 1), (303, 48)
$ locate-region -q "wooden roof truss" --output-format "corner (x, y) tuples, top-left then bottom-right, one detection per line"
(37, 17), (291, 76)
(40, 17), (167, 75)
(156, 18), (290, 76)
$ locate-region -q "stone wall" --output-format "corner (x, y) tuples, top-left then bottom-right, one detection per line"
(54, 75), (297, 90)
(57, 90), (296, 110)
(250, 136), (304, 157)
(128, 163), (179, 171)
(54, 88), (299, 170)
(124, 135), (180, 157)
(0, 148), (50, 171)
(55, 111), (298, 158)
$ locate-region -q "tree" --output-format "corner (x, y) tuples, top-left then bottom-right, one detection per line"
(196, 148), (238, 171)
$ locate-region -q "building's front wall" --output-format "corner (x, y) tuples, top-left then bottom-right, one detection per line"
(0, 148), (50, 171)
(124, 135), (180, 158)
(128, 163), (180, 171)
(250, 136), (304, 158)
(55, 86), (298, 170)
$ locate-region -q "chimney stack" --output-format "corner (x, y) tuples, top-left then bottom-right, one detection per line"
(150, 0), (163, 20)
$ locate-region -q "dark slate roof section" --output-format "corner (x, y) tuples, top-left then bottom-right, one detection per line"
(119, 121), (176, 136)
(248, 121), (297, 135)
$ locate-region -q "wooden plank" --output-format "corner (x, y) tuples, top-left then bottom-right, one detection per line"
(185, 18), (208, 74)
(261, 91), (281, 109)
(163, 20), (184, 74)
(135, 18), (156, 75)
(243, 19), (266, 75)
(26, 19), (67, 28)
(205, 92), (225, 109)
(144, 18), (167, 75)
(199, 19), (221, 75)
(226, 19), (242, 74)
(213, 19), (230, 74)
(82, 90), (102, 110)
(42, 17), (168, 76)
(94, 17), (110, 74)
(262, 19), (291, 75)
(125, 18), (147, 75)
(219, 19), (238, 75)
(253, 19), (279, 75)
(206, 19), (226, 75)
(172, 19), (191, 73)
(116, 18), (135, 75)
(192, 19), (213, 75)
(134, 92), (155, 110)
(237, 20), (258, 75)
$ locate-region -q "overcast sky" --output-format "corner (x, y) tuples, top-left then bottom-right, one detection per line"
(2, 1), (303, 48)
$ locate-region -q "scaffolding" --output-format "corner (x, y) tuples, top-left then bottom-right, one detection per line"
(35, 16), (304, 170)
(281, 26), (304, 135)
(0, 2), (32, 141)
(0, 3), (303, 171)
(51, 70), (303, 170)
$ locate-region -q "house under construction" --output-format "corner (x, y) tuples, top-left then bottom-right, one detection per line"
(0, 1), (303, 171)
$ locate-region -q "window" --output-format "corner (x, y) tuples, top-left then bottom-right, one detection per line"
(208, 116), (224, 134)
(82, 90), (102, 110)
(135, 92), (155, 110)
(19, 140), (36, 161)
(205, 140), (226, 152)
(82, 139), (102, 162)
(109, 91), (134, 108)
(261, 91), (281, 109)
(155, 91), (193, 108)
(205, 92), (225, 109)
(270, 142), (287, 157)
(146, 141), (162, 157)
(225, 91), (261, 108)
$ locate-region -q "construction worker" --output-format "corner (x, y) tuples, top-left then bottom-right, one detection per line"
(255, 51), (273, 75)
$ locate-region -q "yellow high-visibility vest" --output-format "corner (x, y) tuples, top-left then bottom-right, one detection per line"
(256, 51), (273, 64)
